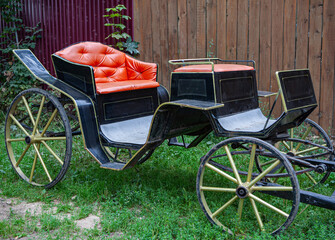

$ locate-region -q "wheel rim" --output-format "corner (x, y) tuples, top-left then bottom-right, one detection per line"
(263, 119), (334, 189)
(5, 88), (72, 188)
(197, 137), (299, 235)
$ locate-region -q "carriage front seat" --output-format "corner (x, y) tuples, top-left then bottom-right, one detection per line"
(53, 41), (159, 94)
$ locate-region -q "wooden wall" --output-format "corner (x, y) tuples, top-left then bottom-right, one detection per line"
(133, 0), (335, 136)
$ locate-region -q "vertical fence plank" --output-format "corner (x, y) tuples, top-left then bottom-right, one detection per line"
(248, 0), (260, 76)
(237, 0), (248, 60)
(196, 0), (206, 57)
(187, 0), (197, 58)
(283, 0), (296, 70)
(207, 0), (217, 58)
(320, 0), (335, 132)
(168, 0), (178, 61)
(308, 0), (323, 124)
(151, 0), (162, 82)
(270, 0), (284, 117)
(178, 0), (188, 59)
(259, 0), (271, 97)
(216, 0), (226, 59)
(159, 1), (169, 87)
(226, 0), (237, 60)
(141, 0), (153, 62)
(296, 0), (309, 68)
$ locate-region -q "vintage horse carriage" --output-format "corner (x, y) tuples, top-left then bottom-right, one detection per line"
(5, 42), (335, 235)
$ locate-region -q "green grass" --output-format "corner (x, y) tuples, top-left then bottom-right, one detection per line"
(1, 120), (335, 239)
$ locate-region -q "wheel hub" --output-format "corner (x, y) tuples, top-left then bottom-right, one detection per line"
(25, 136), (32, 144)
(287, 151), (296, 157)
(236, 186), (249, 198)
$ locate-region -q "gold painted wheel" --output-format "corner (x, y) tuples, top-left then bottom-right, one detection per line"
(257, 119), (334, 189)
(5, 88), (72, 188)
(197, 137), (299, 236)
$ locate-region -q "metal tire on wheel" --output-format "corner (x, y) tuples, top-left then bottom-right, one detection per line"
(197, 137), (300, 236)
(5, 88), (72, 188)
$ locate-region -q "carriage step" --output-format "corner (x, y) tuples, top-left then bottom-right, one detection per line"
(100, 162), (126, 170)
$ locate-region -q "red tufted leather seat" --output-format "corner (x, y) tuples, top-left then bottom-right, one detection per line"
(55, 42), (159, 94)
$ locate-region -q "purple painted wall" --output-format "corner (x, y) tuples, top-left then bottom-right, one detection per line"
(13, 0), (133, 74)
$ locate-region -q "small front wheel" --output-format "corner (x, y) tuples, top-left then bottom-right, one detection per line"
(197, 137), (300, 236)
(5, 88), (72, 188)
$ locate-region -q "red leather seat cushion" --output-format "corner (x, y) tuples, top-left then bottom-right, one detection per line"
(55, 42), (158, 94)
(96, 80), (160, 94)
(174, 64), (254, 73)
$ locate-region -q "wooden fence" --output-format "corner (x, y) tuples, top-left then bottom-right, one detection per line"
(133, 0), (335, 136)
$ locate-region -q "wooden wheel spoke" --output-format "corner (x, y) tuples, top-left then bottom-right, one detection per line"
(32, 143), (52, 182)
(290, 129), (294, 149)
(247, 144), (257, 182)
(6, 138), (25, 142)
(260, 159), (278, 167)
(295, 126), (312, 151)
(212, 195), (238, 218)
(9, 114), (30, 136)
(35, 136), (67, 141)
(250, 198), (264, 231)
(248, 160), (281, 187)
(15, 144), (31, 167)
(32, 96), (45, 135)
(200, 186), (236, 192)
(41, 108), (58, 136)
(252, 186), (293, 191)
(29, 144), (40, 182)
(281, 141), (290, 151)
(224, 145), (242, 185)
(22, 96), (36, 126)
(41, 140), (64, 165)
(238, 199), (244, 220)
(296, 146), (322, 155)
(205, 163), (238, 184)
(249, 193), (289, 218)
(304, 172), (317, 185)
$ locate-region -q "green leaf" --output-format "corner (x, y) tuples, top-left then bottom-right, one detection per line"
(115, 42), (124, 50)
(115, 4), (127, 11)
(106, 13), (121, 18)
(122, 37), (140, 56)
(105, 8), (117, 12)
(121, 33), (131, 39)
(121, 15), (131, 20)
(113, 23), (126, 30)
(112, 33), (124, 40)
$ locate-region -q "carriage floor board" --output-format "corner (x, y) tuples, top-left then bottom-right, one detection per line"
(100, 115), (153, 145)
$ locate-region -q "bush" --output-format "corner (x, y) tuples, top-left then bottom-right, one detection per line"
(0, 0), (42, 112)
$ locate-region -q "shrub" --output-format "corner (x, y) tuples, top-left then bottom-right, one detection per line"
(0, 0), (42, 112)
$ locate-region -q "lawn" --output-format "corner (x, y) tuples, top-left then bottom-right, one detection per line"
(1, 112), (335, 239)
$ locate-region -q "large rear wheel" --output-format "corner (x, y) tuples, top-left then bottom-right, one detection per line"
(197, 137), (300, 235)
(5, 88), (72, 188)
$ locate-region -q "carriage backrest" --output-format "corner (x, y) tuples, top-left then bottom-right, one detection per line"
(215, 70), (258, 116)
(276, 69), (317, 112)
(52, 42), (159, 95)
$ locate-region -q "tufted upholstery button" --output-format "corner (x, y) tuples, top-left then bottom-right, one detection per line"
(55, 42), (159, 94)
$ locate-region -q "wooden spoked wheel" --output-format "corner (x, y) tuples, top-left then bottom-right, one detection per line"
(5, 88), (72, 188)
(197, 137), (300, 236)
(257, 119), (334, 190)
